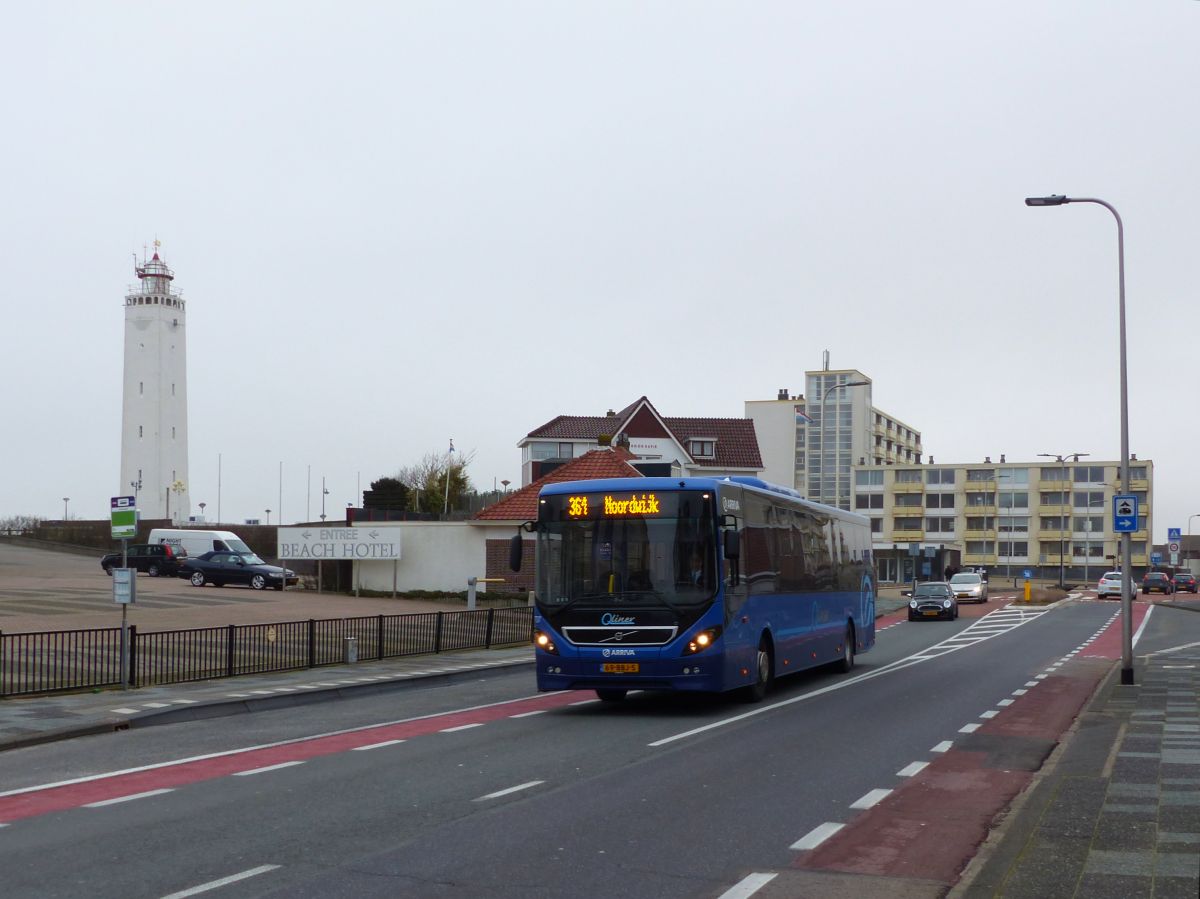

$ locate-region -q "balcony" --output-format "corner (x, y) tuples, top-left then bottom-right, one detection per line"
(892, 529), (923, 541)
(892, 482), (924, 494)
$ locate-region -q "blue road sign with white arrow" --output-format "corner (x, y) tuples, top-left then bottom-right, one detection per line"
(1113, 495), (1138, 533)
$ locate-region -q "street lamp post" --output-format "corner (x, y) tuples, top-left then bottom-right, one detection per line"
(817, 379), (869, 508)
(1037, 452), (1088, 589)
(199, 502), (206, 521)
(320, 477), (329, 522)
(1026, 194), (1132, 684)
(265, 509), (271, 525)
(62, 497), (69, 521)
(443, 439), (455, 516)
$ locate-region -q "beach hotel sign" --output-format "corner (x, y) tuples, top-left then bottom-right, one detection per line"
(277, 527), (401, 561)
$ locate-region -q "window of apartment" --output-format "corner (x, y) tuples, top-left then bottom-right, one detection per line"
(894, 469), (922, 483)
(967, 516), (995, 530)
(966, 469), (995, 482)
(530, 442), (560, 461)
(998, 491), (1028, 509)
(965, 491), (995, 506)
(998, 541), (1028, 557)
(1073, 466), (1105, 484)
(1074, 516), (1104, 533)
(997, 468), (1029, 486)
(926, 517), (955, 533)
(1040, 516), (1068, 531)
(870, 517), (882, 534)
(1040, 541), (1067, 559)
(926, 469), (955, 485)
(893, 517), (922, 531)
(1072, 544), (1105, 559)
(875, 434), (883, 446)
(1040, 467), (1069, 481)
(1129, 465), (1147, 480)
(966, 540), (994, 554)
(1040, 491), (1069, 506)
(894, 493), (922, 507)
(856, 470), (884, 486)
(925, 493), (955, 509)
(689, 439), (715, 459)
(998, 516), (1029, 533)
(875, 456), (883, 465)
(1073, 491), (1105, 509)
(855, 494), (884, 509)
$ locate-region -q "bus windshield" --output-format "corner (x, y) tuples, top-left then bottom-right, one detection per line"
(536, 489), (716, 613)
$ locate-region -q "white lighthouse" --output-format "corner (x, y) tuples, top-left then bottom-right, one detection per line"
(120, 243), (191, 522)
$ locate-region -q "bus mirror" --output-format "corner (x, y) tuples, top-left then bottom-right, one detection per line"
(723, 529), (740, 560)
(509, 534), (523, 572)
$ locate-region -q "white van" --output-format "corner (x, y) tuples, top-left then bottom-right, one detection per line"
(147, 528), (253, 559)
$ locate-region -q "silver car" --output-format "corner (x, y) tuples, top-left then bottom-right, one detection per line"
(949, 572), (988, 603)
(1096, 571), (1122, 599)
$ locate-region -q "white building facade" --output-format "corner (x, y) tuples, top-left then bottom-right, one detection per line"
(120, 247), (191, 521)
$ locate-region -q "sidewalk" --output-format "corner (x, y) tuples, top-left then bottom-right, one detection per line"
(955, 644), (1200, 898)
(0, 645), (535, 752)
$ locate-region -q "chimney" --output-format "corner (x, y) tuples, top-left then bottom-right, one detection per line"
(606, 409), (616, 417)
(1000, 454), (1006, 463)
(1131, 453), (1137, 461)
(777, 388), (789, 400)
(985, 456), (991, 464)
(929, 456), (934, 465)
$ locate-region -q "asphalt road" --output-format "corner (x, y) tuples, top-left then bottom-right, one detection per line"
(3, 593), (1181, 899)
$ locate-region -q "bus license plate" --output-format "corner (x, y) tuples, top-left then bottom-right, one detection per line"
(601, 663), (639, 674)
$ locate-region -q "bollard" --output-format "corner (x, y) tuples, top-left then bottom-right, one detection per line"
(1024, 579), (1031, 602)
(343, 636), (358, 664)
(467, 577), (478, 611)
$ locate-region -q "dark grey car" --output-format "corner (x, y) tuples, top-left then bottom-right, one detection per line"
(908, 581), (959, 621)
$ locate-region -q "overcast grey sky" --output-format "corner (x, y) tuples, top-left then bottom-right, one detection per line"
(2, 2), (1196, 542)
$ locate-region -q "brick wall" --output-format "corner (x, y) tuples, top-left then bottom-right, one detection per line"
(486, 538), (535, 595)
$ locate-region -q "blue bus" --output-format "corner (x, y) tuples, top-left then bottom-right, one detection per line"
(510, 476), (875, 702)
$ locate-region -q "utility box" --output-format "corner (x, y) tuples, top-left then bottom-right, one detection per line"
(343, 636), (358, 664)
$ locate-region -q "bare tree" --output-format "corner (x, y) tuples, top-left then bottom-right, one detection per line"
(392, 449), (477, 514)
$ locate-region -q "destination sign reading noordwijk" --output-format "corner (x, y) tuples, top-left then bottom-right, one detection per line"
(277, 527), (401, 561)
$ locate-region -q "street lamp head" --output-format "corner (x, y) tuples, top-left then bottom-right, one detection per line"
(845, 380), (870, 388)
(1025, 195), (1069, 207)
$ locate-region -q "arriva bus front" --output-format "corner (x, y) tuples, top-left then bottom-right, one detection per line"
(512, 476), (875, 703)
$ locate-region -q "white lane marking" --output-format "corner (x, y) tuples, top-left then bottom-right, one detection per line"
(931, 741), (953, 753)
(959, 723), (982, 734)
(980, 710), (999, 719)
(111, 708), (140, 714)
(718, 873), (778, 899)
(143, 702), (170, 708)
(1132, 605), (1154, 647)
(474, 780), (545, 801)
(648, 605), (1050, 748)
(249, 690), (275, 695)
(897, 761), (929, 777)
(510, 710), (547, 718)
(1035, 674), (1048, 680)
(1145, 640), (1200, 657)
(233, 761), (305, 777)
(850, 788), (892, 809)
(351, 739), (407, 751)
(84, 788), (174, 808)
(791, 822), (844, 851)
(160, 865), (281, 899)
(1013, 689), (1028, 696)
(570, 699), (600, 706)
(173, 699), (198, 704)
(1025, 681), (1039, 687)
(0, 689), (560, 801)
(997, 699), (1015, 707)
(441, 723), (485, 733)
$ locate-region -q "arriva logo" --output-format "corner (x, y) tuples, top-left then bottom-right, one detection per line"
(601, 613), (635, 626)
(602, 648), (636, 657)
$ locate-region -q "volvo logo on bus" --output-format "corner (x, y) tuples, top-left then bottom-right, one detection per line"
(601, 613), (635, 626)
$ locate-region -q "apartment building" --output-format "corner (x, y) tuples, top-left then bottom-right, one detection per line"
(856, 456), (1154, 584)
(745, 368), (923, 509)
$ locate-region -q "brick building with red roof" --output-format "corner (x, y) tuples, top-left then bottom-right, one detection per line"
(518, 397), (763, 487)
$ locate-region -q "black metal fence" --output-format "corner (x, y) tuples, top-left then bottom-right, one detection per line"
(0, 606), (533, 698)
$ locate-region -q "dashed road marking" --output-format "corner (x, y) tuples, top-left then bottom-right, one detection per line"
(160, 865), (281, 899)
(791, 822), (844, 851)
(233, 761), (305, 777)
(84, 788), (174, 807)
(718, 873), (778, 899)
(474, 780), (544, 801)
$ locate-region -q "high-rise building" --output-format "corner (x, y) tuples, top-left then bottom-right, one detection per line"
(745, 369), (922, 509)
(120, 245), (190, 521)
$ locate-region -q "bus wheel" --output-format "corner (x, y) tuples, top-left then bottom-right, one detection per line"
(743, 639), (774, 702)
(837, 624), (856, 673)
(595, 689), (627, 702)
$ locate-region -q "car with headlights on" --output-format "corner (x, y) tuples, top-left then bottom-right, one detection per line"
(179, 551), (298, 590)
(908, 581), (958, 621)
(949, 571), (988, 603)
(1141, 571), (1174, 595)
(1096, 571), (1124, 599)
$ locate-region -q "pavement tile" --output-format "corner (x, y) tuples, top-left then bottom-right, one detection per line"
(1074, 872), (1152, 898)
(1090, 818), (1157, 851)
(1154, 853), (1200, 879)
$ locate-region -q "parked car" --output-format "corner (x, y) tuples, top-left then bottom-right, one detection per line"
(1096, 571), (1123, 599)
(949, 571), (988, 603)
(179, 551), (298, 590)
(908, 581), (959, 621)
(1172, 572), (1198, 594)
(1141, 572), (1174, 595)
(100, 543), (186, 577)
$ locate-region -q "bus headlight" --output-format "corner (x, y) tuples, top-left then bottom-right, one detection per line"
(534, 630), (558, 655)
(685, 627), (722, 655)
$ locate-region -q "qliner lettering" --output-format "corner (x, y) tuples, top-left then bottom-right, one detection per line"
(603, 494), (661, 516)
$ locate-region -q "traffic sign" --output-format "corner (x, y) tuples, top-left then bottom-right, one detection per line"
(1168, 541), (1181, 554)
(1112, 495), (1138, 534)
(1023, 568), (1033, 579)
(1151, 552), (1162, 565)
(110, 495), (138, 539)
(1168, 527), (1182, 541)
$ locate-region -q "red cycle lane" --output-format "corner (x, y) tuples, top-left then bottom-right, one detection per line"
(789, 602), (1138, 891)
(0, 690), (583, 825)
